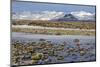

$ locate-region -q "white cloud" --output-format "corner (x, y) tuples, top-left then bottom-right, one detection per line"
(12, 11), (95, 21)
(12, 11), (64, 20)
(71, 11), (95, 20)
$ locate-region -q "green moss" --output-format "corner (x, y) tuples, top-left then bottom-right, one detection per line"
(31, 53), (43, 60)
(57, 56), (64, 60)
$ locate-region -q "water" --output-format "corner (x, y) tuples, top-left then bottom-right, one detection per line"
(11, 32), (96, 65)
(12, 32), (95, 44)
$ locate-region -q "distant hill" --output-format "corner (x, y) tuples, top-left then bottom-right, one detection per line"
(56, 14), (78, 21)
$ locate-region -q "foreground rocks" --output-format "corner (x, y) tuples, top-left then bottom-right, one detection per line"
(11, 39), (96, 66)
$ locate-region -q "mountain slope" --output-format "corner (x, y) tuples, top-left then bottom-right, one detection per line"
(57, 14), (78, 21)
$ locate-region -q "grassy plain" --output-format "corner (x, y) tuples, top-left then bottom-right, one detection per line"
(12, 27), (95, 36)
(12, 20), (95, 29)
(12, 20), (95, 36)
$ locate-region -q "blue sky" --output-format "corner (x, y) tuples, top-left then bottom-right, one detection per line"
(12, 1), (96, 13)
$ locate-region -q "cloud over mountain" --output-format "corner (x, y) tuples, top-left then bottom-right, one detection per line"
(12, 11), (95, 21)
(12, 11), (64, 20)
(71, 11), (95, 21)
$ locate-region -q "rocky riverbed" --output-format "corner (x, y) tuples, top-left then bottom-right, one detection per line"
(11, 38), (96, 66)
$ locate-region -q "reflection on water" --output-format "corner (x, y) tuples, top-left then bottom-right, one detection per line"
(11, 32), (96, 66)
(12, 32), (95, 44)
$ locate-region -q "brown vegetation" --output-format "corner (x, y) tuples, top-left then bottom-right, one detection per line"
(12, 20), (95, 29)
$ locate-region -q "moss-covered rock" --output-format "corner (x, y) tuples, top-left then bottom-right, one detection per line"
(31, 53), (44, 60)
(57, 56), (64, 60)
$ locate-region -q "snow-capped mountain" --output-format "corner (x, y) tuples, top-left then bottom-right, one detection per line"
(12, 11), (95, 21)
